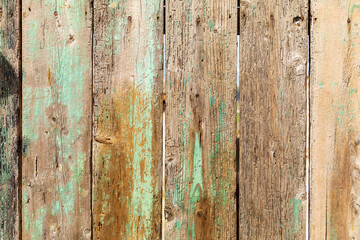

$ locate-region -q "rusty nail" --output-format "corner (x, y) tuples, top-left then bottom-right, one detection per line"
(348, 18), (351, 23)
(54, 11), (58, 16)
(128, 16), (132, 21)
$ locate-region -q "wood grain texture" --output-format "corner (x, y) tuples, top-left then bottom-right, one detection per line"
(239, 1), (308, 239)
(0, 0), (20, 238)
(93, 0), (163, 239)
(164, 0), (237, 239)
(310, 1), (360, 238)
(22, 0), (92, 239)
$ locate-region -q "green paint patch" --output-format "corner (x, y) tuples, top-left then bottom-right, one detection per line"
(23, 188), (48, 240)
(188, 132), (204, 239)
(290, 198), (302, 236)
(349, 88), (357, 96)
(209, 20), (214, 30)
(328, 213), (338, 240)
(281, 198), (303, 239)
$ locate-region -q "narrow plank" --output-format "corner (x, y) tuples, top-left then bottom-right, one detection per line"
(310, 1), (360, 238)
(22, 0), (92, 239)
(0, 0), (20, 238)
(239, 1), (308, 239)
(164, 0), (237, 238)
(92, 0), (163, 239)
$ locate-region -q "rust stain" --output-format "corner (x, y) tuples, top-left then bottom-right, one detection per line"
(48, 67), (51, 85)
(140, 158), (145, 182)
(93, 88), (135, 239)
(93, 84), (159, 239)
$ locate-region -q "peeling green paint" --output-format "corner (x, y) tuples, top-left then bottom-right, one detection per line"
(93, 0), (162, 238)
(188, 132), (204, 239)
(22, 0), (91, 238)
(209, 20), (214, 30)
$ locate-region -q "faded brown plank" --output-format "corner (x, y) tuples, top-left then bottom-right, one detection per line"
(164, 0), (237, 239)
(239, 1), (308, 239)
(92, 0), (163, 239)
(22, 0), (92, 238)
(310, 1), (360, 238)
(0, 0), (20, 238)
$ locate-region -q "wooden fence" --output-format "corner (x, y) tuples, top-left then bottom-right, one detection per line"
(0, 0), (358, 239)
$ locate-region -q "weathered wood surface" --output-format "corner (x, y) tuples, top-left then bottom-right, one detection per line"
(93, 0), (163, 239)
(310, 1), (360, 238)
(164, 0), (237, 238)
(22, 0), (92, 239)
(239, 1), (308, 239)
(0, 0), (20, 238)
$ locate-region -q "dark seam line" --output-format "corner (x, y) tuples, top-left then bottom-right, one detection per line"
(90, 0), (95, 239)
(18, 0), (23, 238)
(307, 0), (311, 239)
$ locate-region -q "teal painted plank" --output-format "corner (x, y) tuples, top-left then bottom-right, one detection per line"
(92, 0), (163, 239)
(22, 0), (92, 239)
(0, 0), (20, 238)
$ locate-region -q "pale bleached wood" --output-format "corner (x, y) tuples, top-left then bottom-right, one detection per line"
(310, 1), (360, 238)
(239, 1), (308, 239)
(22, 0), (92, 238)
(92, 0), (163, 239)
(0, 0), (20, 238)
(164, 0), (237, 239)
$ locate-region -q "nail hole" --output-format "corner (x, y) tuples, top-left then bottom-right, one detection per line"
(293, 16), (303, 24)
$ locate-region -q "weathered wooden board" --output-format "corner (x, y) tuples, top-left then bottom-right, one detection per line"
(239, 1), (308, 239)
(0, 0), (20, 238)
(22, 0), (92, 239)
(164, 0), (237, 238)
(310, 1), (360, 238)
(92, 0), (163, 239)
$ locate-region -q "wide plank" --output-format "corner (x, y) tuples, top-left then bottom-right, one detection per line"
(239, 0), (308, 239)
(22, 0), (92, 238)
(310, 0), (360, 238)
(92, 0), (163, 239)
(164, 0), (237, 238)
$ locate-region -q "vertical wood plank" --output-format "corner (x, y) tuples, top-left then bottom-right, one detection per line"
(239, 1), (308, 239)
(0, 0), (20, 238)
(22, 0), (92, 239)
(164, 1), (237, 239)
(310, 1), (360, 238)
(92, 0), (163, 239)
